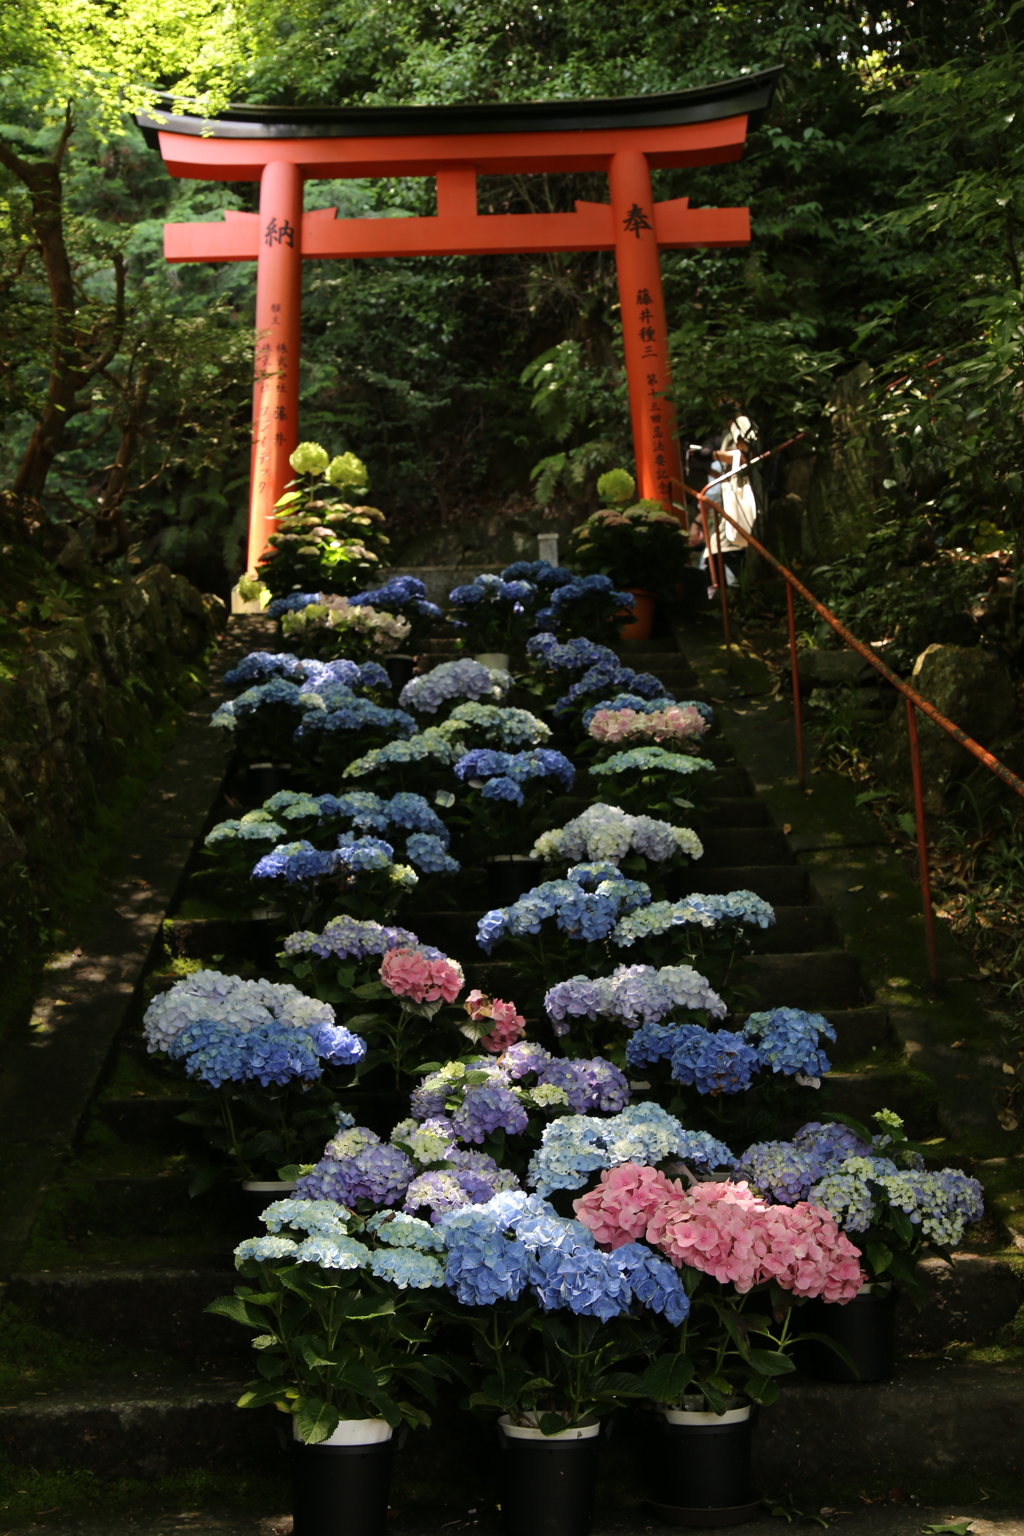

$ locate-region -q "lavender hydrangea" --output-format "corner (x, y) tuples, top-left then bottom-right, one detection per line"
(400, 660), (511, 715)
(296, 1131), (415, 1207)
(546, 963), (727, 1038)
(282, 916), (419, 962)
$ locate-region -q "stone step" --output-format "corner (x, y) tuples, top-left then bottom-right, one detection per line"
(2, 1360), (1021, 1489)
(7, 1268), (246, 1367)
(818, 1005), (892, 1064)
(697, 826), (793, 865)
(0, 1375), (278, 1479)
(709, 765), (756, 797)
(743, 950), (870, 1010)
(748, 905), (837, 951)
(678, 864), (810, 906)
(701, 796), (771, 827)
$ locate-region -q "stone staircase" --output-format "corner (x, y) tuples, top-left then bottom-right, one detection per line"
(1, 601), (1022, 1520)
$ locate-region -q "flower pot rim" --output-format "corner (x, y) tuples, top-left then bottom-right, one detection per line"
(473, 651), (511, 669)
(293, 1416), (394, 1446)
(485, 854), (543, 865)
(498, 1413), (600, 1441)
(661, 1404), (751, 1426)
(241, 1179), (298, 1193)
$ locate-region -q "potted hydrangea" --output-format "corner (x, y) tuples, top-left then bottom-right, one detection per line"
(254, 440), (391, 600)
(209, 1194), (456, 1536)
(737, 1110), (985, 1381)
(567, 469), (691, 637)
(447, 572), (540, 669)
(142, 970), (366, 1198)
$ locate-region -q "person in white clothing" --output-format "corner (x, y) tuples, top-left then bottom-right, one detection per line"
(690, 415), (759, 592)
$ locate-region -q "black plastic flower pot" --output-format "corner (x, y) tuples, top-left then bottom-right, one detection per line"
(794, 1286), (896, 1382)
(497, 1423), (601, 1536)
(651, 1408), (754, 1515)
(385, 653), (416, 693)
(485, 856), (544, 909)
(291, 1438), (393, 1536)
(239, 1180), (297, 1230)
(247, 761), (294, 801)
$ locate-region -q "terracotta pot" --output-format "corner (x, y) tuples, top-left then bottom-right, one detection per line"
(618, 589), (656, 641)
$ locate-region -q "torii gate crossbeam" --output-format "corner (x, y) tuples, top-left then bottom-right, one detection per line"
(139, 70), (780, 572)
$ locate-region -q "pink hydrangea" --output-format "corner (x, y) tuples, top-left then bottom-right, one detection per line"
(589, 706), (707, 749)
(380, 946), (463, 1005)
(644, 1178), (863, 1301)
(464, 990), (526, 1053)
(574, 1164), (682, 1248)
(589, 708), (643, 744)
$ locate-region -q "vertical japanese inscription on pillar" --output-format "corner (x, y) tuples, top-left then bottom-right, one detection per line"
(636, 285), (670, 506)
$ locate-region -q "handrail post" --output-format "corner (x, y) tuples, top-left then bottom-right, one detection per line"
(905, 698), (939, 987)
(786, 579), (805, 791)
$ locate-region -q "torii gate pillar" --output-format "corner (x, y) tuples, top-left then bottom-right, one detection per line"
(250, 160), (303, 573)
(609, 150), (682, 506)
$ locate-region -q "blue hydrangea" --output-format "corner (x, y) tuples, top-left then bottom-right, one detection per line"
(589, 746), (716, 784)
(367, 1248), (446, 1288)
(143, 970), (363, 1087)
(670, 1028), (761, 1095)
(793, 1120), (873, 1167)
(265, 592), (321, 618)
(475, 870), (648, 954)
(613, 1243), (691, 1325)
(742, 1007), (836, 1078)
(526, 634), (620, 673)
(502, 562), (575, 588)
(553, 664), (667, 715)
(222, 651), (307, 688)
(405, 834), (460, 875)
(527, 1102), (734, 1197)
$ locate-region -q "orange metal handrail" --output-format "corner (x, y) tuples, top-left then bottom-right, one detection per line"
(677, 447), (1024, 987)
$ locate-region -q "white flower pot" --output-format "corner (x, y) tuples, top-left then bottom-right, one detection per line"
(293, 1417), (393, 1446)
(498, 1413), (600, 1442)
(474, 652), (510, 671)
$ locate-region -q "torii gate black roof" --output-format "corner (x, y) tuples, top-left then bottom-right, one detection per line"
(137, 67), (782, 147)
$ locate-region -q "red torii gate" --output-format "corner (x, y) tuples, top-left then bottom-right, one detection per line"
(139, 70), (779, 573)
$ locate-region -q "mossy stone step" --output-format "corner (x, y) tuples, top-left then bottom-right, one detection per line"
(748, 906), (837, 951)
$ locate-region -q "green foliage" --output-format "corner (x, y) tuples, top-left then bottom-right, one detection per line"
(212, 1249), (453, 1438)
(811, 515), (999, 668)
